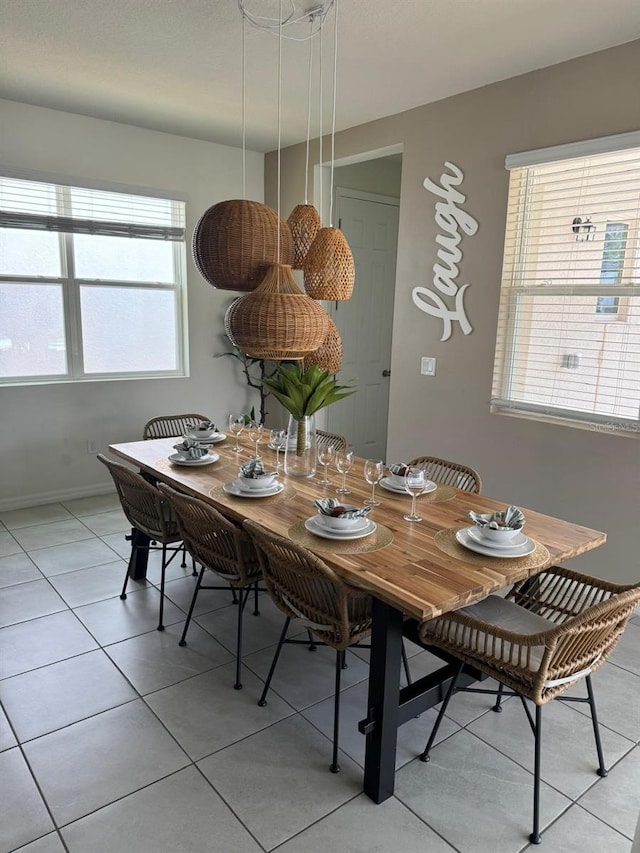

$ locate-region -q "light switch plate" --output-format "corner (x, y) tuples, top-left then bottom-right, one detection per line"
(421, 357), (436, 376)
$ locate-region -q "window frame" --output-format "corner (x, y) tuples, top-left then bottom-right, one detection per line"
(0, 172), (189, 386)
(491, 131), (640, 439)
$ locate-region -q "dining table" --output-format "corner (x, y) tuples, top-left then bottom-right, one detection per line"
(108, 434), (607, 803)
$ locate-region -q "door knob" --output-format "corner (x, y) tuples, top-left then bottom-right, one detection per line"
(382, 369), (391, 377)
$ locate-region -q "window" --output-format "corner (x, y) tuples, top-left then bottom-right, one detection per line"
(491, 132), (640, 436)
(0, 176), (187, 384)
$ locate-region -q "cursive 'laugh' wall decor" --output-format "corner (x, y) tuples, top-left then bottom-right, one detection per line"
(412, 161), (478, 341)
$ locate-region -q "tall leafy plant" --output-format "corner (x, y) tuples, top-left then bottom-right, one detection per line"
(262, 363), (355, 454)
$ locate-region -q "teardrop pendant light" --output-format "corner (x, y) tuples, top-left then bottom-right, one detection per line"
(303, 226), (354, 300)
(288, 204), (321, 269)
(192, 199), (293, 292)
(225, 263), (329, 360)
(303, 314), (342, 373)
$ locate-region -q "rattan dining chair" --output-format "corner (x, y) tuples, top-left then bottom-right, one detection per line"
(143, 413), (213, 440)
(317, 429), (348, 453)
(157, 484), (263, 690)
(243, 520), (372, 773)
(97, 453), (183, 632)
(408, 455), (482, 493)
(416, 565), (640, 844)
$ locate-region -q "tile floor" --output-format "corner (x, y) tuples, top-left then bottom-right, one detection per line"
(1, 497), (638, 853)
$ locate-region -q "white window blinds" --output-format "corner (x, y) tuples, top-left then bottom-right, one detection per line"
(491, 132), (640, 435)
(0, 177), (185, 240)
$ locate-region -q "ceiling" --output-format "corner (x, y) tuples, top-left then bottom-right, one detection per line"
(1, 0), (639, 153)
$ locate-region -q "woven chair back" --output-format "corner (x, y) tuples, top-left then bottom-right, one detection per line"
(243, 520), (371, 650)
(316, 429), (348, 453)
(143, 414), (212, 440)
(409, 455), (482, 493)
(157, 485), (260, 587)
(97, 454), (179, 543)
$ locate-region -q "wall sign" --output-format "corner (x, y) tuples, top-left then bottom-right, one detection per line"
(412, 161), (478, 341)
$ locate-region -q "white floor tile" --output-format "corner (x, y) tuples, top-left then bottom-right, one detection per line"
(78, 509), (130, 536)
(23, 700), (190, 826)
(0, 551), (42, 588)
(11, 519), (94, 551)
(0, 578), (67, 628)
(0, 530), (22, 558)
(74, 585), (185, 645)
(541, 804), (631, 852)
(13, 833), (66, 853)
(0, 748), (54, 853)
(28, 537), (124, 577)
(0, 649), (136, 742)
(61, 493), (120, 517)
(0, 504), (72, 530)
(0, 706), (17, 752)
(579, 745), (640, 840)
(47, 561), (130, 608)
(61, 766), (262, 853)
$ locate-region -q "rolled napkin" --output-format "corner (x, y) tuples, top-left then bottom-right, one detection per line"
(313, 498), (372, 520)
(173, 437), (209, 459)
(239, 459), (278, 479)
(469, 505), (525, 531)
(387, 462), (409, 476)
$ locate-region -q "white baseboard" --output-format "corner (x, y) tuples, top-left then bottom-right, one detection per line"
(0, 483), (116, 513)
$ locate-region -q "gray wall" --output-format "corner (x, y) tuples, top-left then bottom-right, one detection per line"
(267, 41), (640, 583)
(0, 100), (263, 508)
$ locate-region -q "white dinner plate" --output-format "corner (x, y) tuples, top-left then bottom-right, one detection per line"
(314, 515), (370, 535)
(466, 525), (528, 550)
(304, 516), (377, 540)
(455, 527), (535, 558)
(185, 432), (226, 444)
(223, 481), (284, 498)
(379, 477), (437, 495)
(169, 452), (219, 466)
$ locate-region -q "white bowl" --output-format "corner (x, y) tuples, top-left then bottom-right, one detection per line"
(238, 473), (277, 490)
(316, 506), (364, 531)
(188, 428), (218, 440)
(474, 524), (524, 544)
(388, 471), (408, 489)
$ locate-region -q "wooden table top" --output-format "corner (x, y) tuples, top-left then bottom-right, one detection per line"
(109, 437), (606, 622)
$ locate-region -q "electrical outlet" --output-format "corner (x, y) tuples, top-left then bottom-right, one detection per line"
(421, 357), (436, 376)
(87, 439), (98, 455)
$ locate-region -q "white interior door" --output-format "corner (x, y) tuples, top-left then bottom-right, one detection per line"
(326, 189), (399, 459)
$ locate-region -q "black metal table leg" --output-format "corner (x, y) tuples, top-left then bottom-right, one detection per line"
(127, 527), (150, 580)
(362, 598), (403, 803)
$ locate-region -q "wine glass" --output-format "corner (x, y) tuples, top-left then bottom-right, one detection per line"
(364, 459), (384, 506)
(228, 413), (245, 453)
(270, 428), (286, 468)
(335, 450), (354, 495)
(317, 443), (335, 485)
(247, 421), (264, 459)
(403, 465), (426, 522)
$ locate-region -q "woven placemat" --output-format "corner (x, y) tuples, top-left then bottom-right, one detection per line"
(209, 483), (297, 505)
(379, 484), (457, 504)
(434, 528), (550, 570)
(288, 519), (393, 555)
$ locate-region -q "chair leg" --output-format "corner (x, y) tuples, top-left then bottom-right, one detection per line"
(120, 558), (130, 600)
(234, 586), (250, 691)
(530, 704), (542, 844)
(253, 582), (260, 616)
(330, 650), (344, 773)
(231, 587), (239, 604)
(585, 675), (608, 777)
(420, 660), (464, 762)
(191, 555), (197, 577)
(401, 640), (412, 686)
(493, 682), (505, 712)
(307, 629), (317, 652)
(179, 565), (206, 646)
(157, 544), (168, 631)
(181, 543), (187, 569)
(258, 616), (291, 707)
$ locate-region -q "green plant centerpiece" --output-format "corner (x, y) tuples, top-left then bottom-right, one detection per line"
(262, 363), (355, 476)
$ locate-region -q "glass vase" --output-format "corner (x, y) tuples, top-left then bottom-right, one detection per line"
(284, 414), (317, 478)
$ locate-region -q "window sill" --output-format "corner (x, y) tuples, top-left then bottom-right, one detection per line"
(490, 406), (640, 439)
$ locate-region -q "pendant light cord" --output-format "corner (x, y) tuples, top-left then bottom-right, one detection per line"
(304, 18), (314, 204)
(242, 14), (246, 199)
(318, 22), (323, 223)
(276, 0), (283, 264)
(328, 0), (339, 228)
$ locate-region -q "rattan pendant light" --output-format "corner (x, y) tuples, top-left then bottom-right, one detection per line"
(302, 0), (355, 301)
(303, 314), (342, 373)
(193, 199), (293, 292)
(225, 263), (329, 359)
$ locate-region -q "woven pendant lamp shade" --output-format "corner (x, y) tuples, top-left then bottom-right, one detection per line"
(287, 204), (321, 270)
(225, 264), (329, 360)
(303, 316), (342, 374)
(193, 200), (294, 292)
(303, 227), (355, 300)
